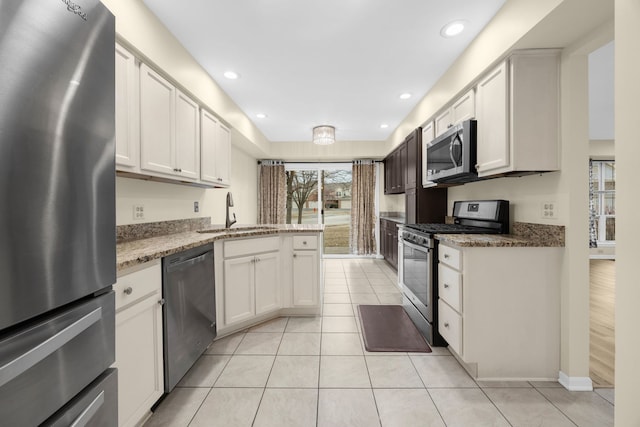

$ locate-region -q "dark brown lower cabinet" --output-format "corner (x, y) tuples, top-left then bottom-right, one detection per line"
(380, 219), (399, 270)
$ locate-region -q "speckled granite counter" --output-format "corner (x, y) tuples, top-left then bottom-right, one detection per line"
(117, 223), (324, 272)
(379, 212), (405, 224)
(435, 222), (565, 248)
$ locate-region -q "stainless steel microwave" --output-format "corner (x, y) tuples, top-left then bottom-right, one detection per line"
(426, 119), (479, 183)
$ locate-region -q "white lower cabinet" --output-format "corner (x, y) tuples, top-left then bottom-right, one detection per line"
(292, 236), (319, 307)
(222, 255), (256, 325)
(215, 233), (323, 335)
(437, 242), (562, 380)
(221, 237), (281, 329)
(113, 260), (164, 427)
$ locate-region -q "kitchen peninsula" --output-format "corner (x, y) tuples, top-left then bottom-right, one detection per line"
(114, 217), (323, 427)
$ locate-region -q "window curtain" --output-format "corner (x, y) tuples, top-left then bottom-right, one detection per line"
(258, 161), (286, 224)
(589, 159), (598, 248)
(350, 160), (376, 255)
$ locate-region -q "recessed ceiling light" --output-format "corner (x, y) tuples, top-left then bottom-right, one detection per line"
(380, 124), (389, 129)
(399, 93), (412, 100)
(223, 70), (239, 79)
(256, 113), (267, 119)
(440, 20), (466, 38)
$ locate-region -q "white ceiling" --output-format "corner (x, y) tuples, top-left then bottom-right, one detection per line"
(142, 0), (505, 142)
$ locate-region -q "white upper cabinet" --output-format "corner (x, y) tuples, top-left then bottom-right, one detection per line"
(216, 123), (231, 186)
(174, 90), (200, 180)
(476, 62), (510, 174)
(475, 50), (560, 177)
(140, 64), (175, 176)
(200, 109), (231, 187)
(452, 89), (476, 125)
(116, 46), (231, 188)
(421, 121), (436, 188)
(139, 64), (200, 182)
(434, 89), (476, 137)
(115, 43), (139, 171)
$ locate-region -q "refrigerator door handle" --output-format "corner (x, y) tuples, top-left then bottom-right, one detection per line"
(0, 307), (102, 388)
(69, 390), (104, 427)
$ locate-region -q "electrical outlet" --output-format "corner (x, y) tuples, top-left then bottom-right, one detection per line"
(541, 201), (557, 219)
(133, 204), (145, 221)
(194, 201), (199, 213)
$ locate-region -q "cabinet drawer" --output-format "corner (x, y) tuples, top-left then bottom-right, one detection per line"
(224, 236), (279, 258)
(438, 299), (462, 355)
(438, 264), (462, 312)
(293, 235), (317, 250)
(115, 261), (161, 311)
(439, 245), (461, 270)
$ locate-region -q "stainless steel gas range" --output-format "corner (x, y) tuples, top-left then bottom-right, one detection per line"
(399, 200), (509, 346)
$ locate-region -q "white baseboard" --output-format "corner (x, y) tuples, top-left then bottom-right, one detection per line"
(558, 371), (593, 391)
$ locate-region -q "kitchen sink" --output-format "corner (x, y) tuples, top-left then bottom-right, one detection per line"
(197, 225), (278, 234)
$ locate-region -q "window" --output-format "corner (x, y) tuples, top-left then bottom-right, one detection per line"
(591, 160), (615, 243)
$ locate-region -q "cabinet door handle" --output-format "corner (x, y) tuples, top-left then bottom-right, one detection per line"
(293, 254), (297, 258)
(158, 298), (165, 306)
(444, 322), (450, 328)
(123, 287), (133, 295)
(444, 254), (450, 259)
(444, 284), (450, 289)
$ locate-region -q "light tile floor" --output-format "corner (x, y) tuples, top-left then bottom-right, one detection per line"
(145, 258), (615, 427)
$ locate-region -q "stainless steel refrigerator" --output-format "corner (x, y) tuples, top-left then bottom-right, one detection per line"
(0, 0), (117, 425)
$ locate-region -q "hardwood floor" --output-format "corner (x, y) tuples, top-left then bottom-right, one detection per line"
(590, 259), (615, 387)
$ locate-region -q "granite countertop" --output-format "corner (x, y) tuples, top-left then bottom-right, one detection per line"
(435, 233), (542, 247)
(379, 212), (405, 224)
(117, 223), (324, 272)
(435, 222), (565, 248)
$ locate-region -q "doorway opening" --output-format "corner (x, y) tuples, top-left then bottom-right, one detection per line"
(588, 40), (615, 388)
(284, 163), (355, 255)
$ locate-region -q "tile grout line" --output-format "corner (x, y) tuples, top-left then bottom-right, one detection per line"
(531, 386), (580, 427)
(249, 317), (288, 427)
(475, 384), (515, 427)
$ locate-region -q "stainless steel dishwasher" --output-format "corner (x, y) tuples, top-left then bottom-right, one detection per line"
(162, 243), (216, 392)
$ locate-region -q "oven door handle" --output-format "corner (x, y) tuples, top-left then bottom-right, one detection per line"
(402, 239), (432, 253)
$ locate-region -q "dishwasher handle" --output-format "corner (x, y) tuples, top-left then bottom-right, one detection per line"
(165, 251), (212, 273)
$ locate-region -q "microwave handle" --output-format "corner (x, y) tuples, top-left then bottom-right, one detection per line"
(449, 135), (459, 168)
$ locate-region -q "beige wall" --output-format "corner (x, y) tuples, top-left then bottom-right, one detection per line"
(116, 144), (258, 225)
(589, 139), (615, 159)
(389, 0), (615, 388)
(101, 0), (270, 157)
(386, 0), (564, 150)
(614, 0), (640, 424)
(268, 140), (389, 162)
(201, 146), (259, 225)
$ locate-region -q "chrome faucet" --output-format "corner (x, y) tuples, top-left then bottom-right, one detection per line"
(225, 192), (237, 228)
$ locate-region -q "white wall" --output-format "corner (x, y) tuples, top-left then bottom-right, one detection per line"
(614, 0), (640, 424)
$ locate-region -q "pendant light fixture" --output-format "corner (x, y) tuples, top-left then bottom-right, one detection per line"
(312, 125), (336, 145)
